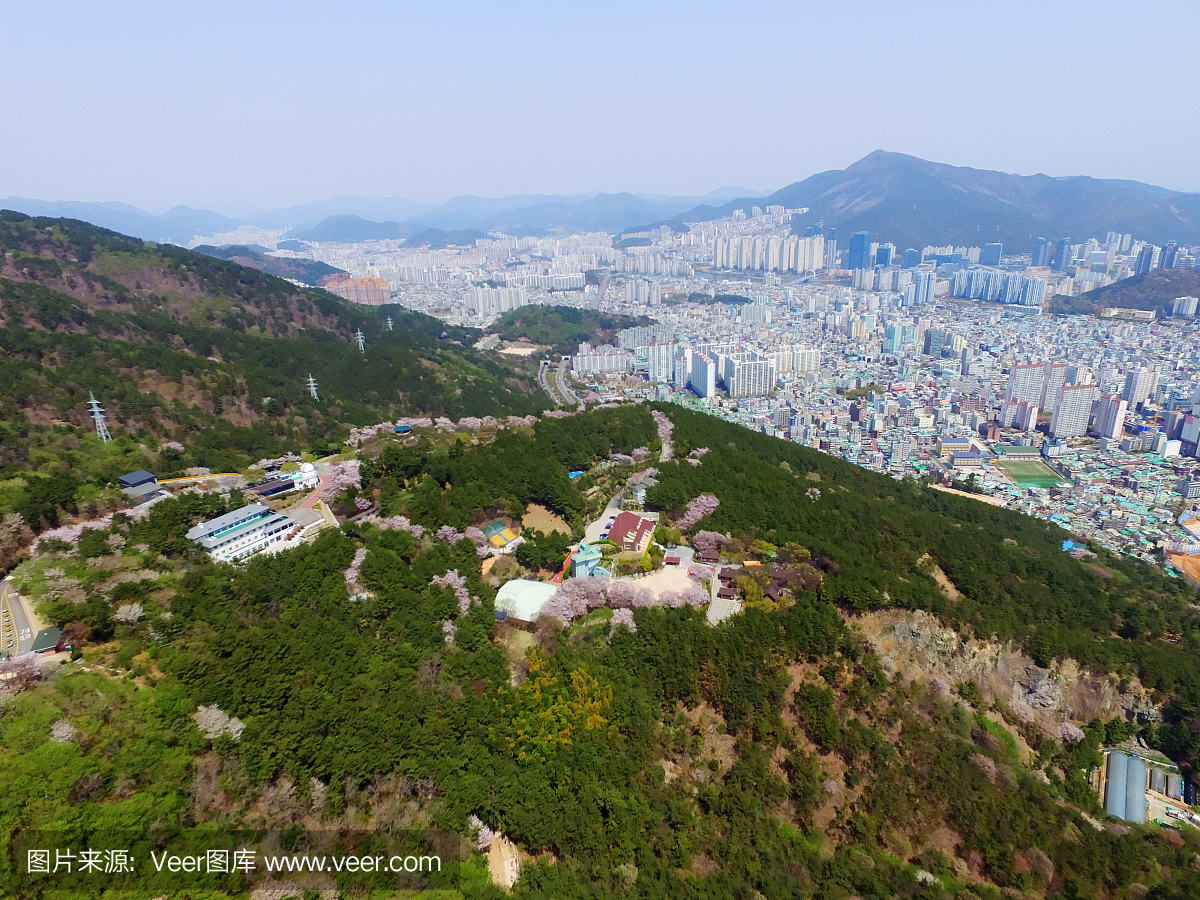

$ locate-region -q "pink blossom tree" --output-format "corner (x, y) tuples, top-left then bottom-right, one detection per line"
(676, 494), (720, 529)
(344, 547), (368, 596)
(610, 608), (636, 636)
(431, 569), (472, 613)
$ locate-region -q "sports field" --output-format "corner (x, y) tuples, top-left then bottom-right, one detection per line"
(998, 459), (1066, 488)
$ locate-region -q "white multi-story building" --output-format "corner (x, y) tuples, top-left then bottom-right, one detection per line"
(1040, 362), (1069, 414)
(1006, 363), (1046, 404)
(1050, 383), (1097, 438)
(689, 353), (718, 398)
(1095, 394), (1129, 441)
(186, 503), (297, 562)
(722, 353), (775, 398)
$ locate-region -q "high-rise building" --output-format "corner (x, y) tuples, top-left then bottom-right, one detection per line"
(1006, 363), (1046, 404)
(884, 324), (903, 355)
(1040, 362), (1068, 414)
(1014, 401), (1039, 432)
(824, 229), (838, 269)
(721, 354), (775, 398)
(643, 342), (676, 382)
(923, 329), (946, 357)
(980, 242), (1003, 266)
(1095, 394), (1129, 440)
(1172, 296), (1199, 317)
(914, 271), (937, 305)
(688, 353), (717, 399)
(1134, 244), (1157, 275)
(875, 245), (893, 267)
(848, 232), (872, 270)
(1122, 368), (1154, 407)
(1053, 237), (1072, 272)
(1032, 237), (1050, 268)
(901, 248), (921, 268)
(1050, 383), (1097, 438)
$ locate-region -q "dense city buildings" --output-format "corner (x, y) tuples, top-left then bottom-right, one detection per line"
(241, 204), (1200, 562)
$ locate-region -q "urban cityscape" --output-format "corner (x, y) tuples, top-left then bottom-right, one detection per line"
(217, 207), (1200, 572)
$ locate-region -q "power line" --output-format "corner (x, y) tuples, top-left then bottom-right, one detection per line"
(87, 392), (112, 443)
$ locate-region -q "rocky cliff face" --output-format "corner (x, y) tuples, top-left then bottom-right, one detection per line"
(857, 610), (1158, 730)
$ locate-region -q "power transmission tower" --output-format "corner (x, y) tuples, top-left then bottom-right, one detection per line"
(87, 392), (112, 443)
(306, 374), (319, 401)
(386, 316), (394, 331)
(354, 329), (366, 353)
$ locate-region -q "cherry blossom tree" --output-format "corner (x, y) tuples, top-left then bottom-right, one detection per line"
(630, 447), (651, 462)
(676, 494), (720, 529)
(652, 410), (674, 461)
(610, 608), (636, 635)
(467, 815), (495, 851)
(321, 459), (362, 500)
(254, 452), (303, 470)
(114, 603), (144, 625)
(692, 530), (733, 557)
(344, 547), (368, 597)
(360, 514), (425, 539)
(431, 569), (472, 613)
(1060, 722), (1086, 744)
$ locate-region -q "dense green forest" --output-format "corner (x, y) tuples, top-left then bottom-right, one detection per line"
(492, 305), (648, 355)
(644, 404), (1200, 763)
(4, 402), (1200, 898)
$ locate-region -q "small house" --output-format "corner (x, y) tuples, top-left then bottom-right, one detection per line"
(31, 627), (64, 655)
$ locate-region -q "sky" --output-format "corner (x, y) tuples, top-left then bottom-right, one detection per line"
(3, 0), (1198, 214)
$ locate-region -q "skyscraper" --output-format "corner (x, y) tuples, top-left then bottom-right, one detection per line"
(914, 271), (937, 305)
(1134, 245), (1157, 275)
(1032, 237), (1050, 268)
(1050, 384), (1097, 438)
(980, 242), (1003, 267)
(1122, 368), (1154, 407)
(1006, 363), (1046, 404)
(901, 248), (920, 268)
(1095, 394), (1129, 441)
(848, 232), (872, 270)
(875, 245), (893, 267)
(1053, 237), (1072, 272)
(1040, 362), (1068, 414)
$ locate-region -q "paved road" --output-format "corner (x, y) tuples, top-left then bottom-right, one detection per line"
(539, 360), (573, 407)
(1, 579), (35, 654)
(556, 359), (580, 406)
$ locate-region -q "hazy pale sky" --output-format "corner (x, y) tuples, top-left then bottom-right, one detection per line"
(3, 0), (1197, 213)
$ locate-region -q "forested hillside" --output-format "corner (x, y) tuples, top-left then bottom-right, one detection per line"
(4, 403), (1200, 898)
(0, 212), (546, 531)
(1050, 268), (1200, 318)
(493, 305), (648, 355)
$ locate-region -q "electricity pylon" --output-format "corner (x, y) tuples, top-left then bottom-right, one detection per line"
(88, 392), (112, 443)
(306, 375), (319, 401)
(354, 329), (365, 352)
(386, 316), (394, 331)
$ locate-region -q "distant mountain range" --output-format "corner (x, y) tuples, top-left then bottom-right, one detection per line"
(0, 186), (767, 246)
(671, 151), (1200, 251)
(5, 153), (1198, 249)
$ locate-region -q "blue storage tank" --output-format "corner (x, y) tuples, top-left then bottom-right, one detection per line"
(394, 424), (412, 435)
(1168, 773), (1183, 800)
(1151, 767), (1167, 794)
(1105, 752), (1128, 820)
(1125, 755), (1147, 824)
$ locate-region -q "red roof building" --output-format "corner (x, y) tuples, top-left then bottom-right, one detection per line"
(608, 512), (655, 554)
